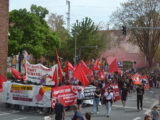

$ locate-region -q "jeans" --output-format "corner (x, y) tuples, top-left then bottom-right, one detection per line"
(92, 98), (100, 113)
(106, 101), (111, 116)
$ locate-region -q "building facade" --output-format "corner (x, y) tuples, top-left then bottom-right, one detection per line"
(0, 0), (9, 78)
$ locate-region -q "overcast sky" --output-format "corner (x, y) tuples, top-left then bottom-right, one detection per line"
(9, 0), (127, 29)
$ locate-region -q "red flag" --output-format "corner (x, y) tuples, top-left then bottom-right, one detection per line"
(0, 74), (6, 92)
(22, 75), (26, 82)
(99, 71), (105, 80)
(109, 58), (119, 73)
(56, 50), (63, 83)
(93, 59), (100, 70)
(140, 75), (150, 90)
(81, 60), (90, 76)
(131, 73), (141, 85)
(63, 62), (74, 80)
(10, 67), (21, 80)
(52, 67), (58, 87)
(73, 64), (89, 87)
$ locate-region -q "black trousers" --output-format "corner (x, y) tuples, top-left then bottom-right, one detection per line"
(137, 95), (143, 110)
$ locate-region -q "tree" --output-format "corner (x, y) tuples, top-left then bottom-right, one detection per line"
(110, 0), (160, 67)
(9, 6), (60, 63)
(31, 4), (48, 21)
(47, 13), (71, 61)
(69, 17), (108, 61)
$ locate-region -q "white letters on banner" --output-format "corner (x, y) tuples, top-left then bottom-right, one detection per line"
(25, 61), (57, 85)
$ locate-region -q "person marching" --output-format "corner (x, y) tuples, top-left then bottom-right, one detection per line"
(77, 88), (84, 110)
(72, 105), (84, 120)
(121, 83), (129, 111)
(54, 98), (65, 120)
(136, 84), (144, 112)
(91, 87), (101, 114)
(104, 88), (114, 118)
(151, 105), (160, 120)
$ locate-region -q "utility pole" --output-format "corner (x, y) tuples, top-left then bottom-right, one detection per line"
(66, 0), (70, 32)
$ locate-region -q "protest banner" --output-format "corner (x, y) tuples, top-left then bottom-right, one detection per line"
(25, 61), (57, 85)
(83, 85), (96, 105)
(51, 85), (78, 108)
(2, 82), (51, 107)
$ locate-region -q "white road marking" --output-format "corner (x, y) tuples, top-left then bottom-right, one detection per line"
(0, 111), (19, 116)
(0, 112), (11, 116)
(133, 117), (141, 120)
(149, 91), (154, 93)
(12, 117), (27, 120)
(144, 100), (158, 114)
(113, 104), (150, 111)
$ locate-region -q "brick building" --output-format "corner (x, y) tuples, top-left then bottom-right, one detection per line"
(100, 30), (148, 68)
(0, 0), (9, 78)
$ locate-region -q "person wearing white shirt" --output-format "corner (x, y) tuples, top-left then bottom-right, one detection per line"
(104, 88), (114, 118)
(77, 88), (84, 110)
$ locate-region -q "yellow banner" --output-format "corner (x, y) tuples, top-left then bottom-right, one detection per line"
(11, 84), (33, 91)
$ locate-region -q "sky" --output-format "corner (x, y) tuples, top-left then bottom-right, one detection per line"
(9, 0), (127, 29)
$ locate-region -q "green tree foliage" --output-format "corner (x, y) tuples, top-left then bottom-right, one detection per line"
(47, 13), (71, 61)
(69, 17), (108, 61)
(9, 5), (60, 63)
(110, 0), (160, 67)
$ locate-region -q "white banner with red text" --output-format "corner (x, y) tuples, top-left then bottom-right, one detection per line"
(25, 61), (57, 85)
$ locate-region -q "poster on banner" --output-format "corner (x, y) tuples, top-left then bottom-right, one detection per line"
(2, 82), (51, 107)
(103, 83), (121, 101)
(25, 61), (57, 85)
(51, 85), (78, 108)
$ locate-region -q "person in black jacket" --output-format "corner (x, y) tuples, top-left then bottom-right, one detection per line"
(136, 84), (144, 112)
(54, 99), (65, 120)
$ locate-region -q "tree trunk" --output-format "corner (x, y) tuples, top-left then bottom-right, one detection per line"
(148, 57), (153, 68)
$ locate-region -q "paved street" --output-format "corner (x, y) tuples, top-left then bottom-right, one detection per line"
(0, 88), (159, 120)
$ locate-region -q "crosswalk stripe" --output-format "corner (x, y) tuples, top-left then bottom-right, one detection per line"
(12, 117), (27, 120)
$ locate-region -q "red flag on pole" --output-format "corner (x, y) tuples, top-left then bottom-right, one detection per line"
(0, 74), (6, 92)
(52, 67), (58, 87)
(131, 73), (141, 85)
(93, 59), (100, 70)
(140, 75), (150, 90)
(10, 67), (21, 80)
(73, 64), (89, 87)
(109, 58), (119, 73)
(81, 60), (90, 76)
(56, 49), (63, 83)
(63, 62), (74, 80)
